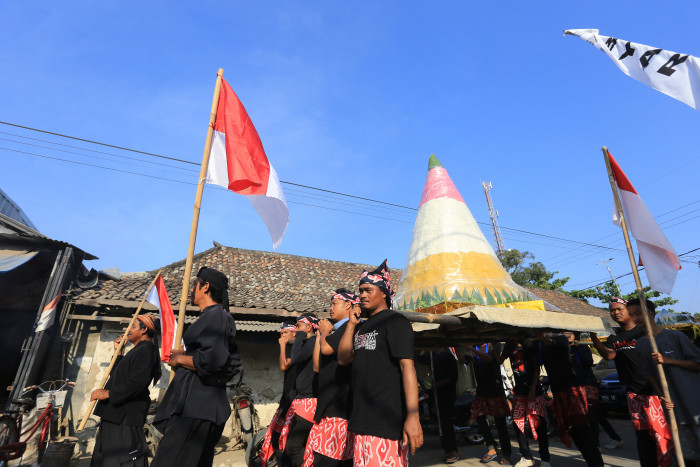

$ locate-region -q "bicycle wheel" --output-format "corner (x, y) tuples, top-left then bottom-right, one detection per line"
(0, 416), (18, 446)
(0, 416), (20, 461)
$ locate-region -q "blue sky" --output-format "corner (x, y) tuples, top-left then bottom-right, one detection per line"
(1, 2), (698, 312)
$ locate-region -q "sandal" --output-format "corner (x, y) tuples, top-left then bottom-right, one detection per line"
(480, 452), (498, 463)
(498, 457), (511, 465)
(443, 454), (461, 464)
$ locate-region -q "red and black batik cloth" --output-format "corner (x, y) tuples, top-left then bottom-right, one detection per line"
(469, 395), (511, 425)
(260, 406), (287, 467)
(512, 395), (547, 440)
(627, 392), (673, 467)
(279, 398), (317, 451)
(353, 434), (409, 467)
(302, 417), (355, 467)
(550, 386), (589, 448)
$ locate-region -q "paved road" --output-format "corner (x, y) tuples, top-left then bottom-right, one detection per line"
(69, 414), (640, 466)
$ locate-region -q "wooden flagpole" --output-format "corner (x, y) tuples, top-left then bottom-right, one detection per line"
(602, 146), (684, 467)
(77, 271), (162, 432)
(170, 68), (225, 382)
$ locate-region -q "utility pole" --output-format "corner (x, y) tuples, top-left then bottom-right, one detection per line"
(596, 258), (620, 294)
(482, 181), (506, 254)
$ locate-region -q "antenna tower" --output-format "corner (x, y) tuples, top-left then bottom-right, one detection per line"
(482, 181), (506, 254)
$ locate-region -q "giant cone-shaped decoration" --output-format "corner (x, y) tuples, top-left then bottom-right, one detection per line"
(395, 155), (540, 311)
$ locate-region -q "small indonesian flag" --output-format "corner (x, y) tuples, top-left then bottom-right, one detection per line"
(205, 77), (289, 249)
(608, 152), (681, 294)
(146, 276), (177, 362)
(36, 293), (60, 332)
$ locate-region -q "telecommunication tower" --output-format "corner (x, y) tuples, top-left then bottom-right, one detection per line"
(482, 181), (506, 254)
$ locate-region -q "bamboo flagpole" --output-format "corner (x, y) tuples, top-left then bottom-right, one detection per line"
(170, 68), (225, 382)
(77, 271), (163, 432)
(602, 146), (684, 467)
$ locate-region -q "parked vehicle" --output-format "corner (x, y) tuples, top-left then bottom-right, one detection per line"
(229, 369), (259, 450)
(0, 379), (73, 464)
(598, 372), (627, 413)
(593, 359), (617, 380)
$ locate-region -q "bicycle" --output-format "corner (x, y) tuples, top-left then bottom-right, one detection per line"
(0, 379), (74, 464)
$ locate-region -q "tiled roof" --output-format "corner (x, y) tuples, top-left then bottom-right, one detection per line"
(71, 243), (608, 324)
(524, 287), (615, 327)
(71, 243), (399, 314)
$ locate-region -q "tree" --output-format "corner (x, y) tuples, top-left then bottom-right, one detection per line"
(566, 280), (679, 312)
(497, 249), (570, 290)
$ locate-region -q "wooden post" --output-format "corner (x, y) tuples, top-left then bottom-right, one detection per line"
(170, 68), (225, 382)
(76, 271), (162, 432)
(602, 147), (684, 467)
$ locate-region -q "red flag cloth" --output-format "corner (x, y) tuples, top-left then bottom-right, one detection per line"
(146, 276), (176, 362)
(608, 152), (681, 294)
(205, 77), (289, 249)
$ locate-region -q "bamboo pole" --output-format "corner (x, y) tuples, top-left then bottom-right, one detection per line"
(77, 271), (162, 432)
(170, 68), (225, 382)
(602, 146), (684, 467)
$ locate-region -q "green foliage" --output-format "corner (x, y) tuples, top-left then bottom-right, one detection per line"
(497, 249), (570, 290)
(565, 280), (679, 312)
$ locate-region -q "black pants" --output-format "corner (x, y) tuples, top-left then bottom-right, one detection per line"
(477, 416), (511, 458)
(513, 415), (550, 462)
(436, 384), (458, 454)
(284, 415), (314, 467)
(151, 414), (224, 467)
(636, 429), (659, 467)
(312, 452), (353, 467)
(598, 410), (622, 442)
(570, 424), (604, 466)
(91, 419), (149, 467)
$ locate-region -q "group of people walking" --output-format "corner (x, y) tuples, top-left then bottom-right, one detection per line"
(86, 261), (700, 467)
(260, 260), (423, 466)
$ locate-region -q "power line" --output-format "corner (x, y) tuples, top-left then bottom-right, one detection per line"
(1, 120), (697, 259)
(567, 247), (700, 290)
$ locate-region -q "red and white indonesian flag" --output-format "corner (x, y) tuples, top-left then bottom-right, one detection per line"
(608, 152), (681, 294)
(565, 29), (700, 111)
(36, 293), (60, 332)
(146, 276), (176, 362)
(205, 78), (289, 249)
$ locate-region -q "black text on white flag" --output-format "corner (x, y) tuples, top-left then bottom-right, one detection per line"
(565, 28), (700, 111)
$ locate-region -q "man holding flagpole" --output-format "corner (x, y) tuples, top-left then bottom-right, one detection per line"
(152, 266), (240, 467)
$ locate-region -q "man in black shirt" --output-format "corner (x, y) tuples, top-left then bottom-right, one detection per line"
(591, 297), (668, 467)
(260, 322), (298, 467)
(539, 331), (603, 466)
(304, 289), (358, 467)
(338, 260), (422, 466)
(152, 267), (240, 467)
(461, 343), (512, 464)
(280, 313), (319, 467)
(564, 331), (622, 451)
(501, 340), (550, 467)
(90, 314), (161, 467)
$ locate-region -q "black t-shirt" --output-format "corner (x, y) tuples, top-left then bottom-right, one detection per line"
(291, 333), (317, 398)
(466, 343), (502, 397)
(502, 340), (543, 397)
(348, 309), (414, 440)
(541, 335), (578, 393)
(570, 344), (596, 387)
(605, 326), (652, 395)
(279, 343), (297, 411)
(431, 349), (459, 385)
(314, 322), (352, 423)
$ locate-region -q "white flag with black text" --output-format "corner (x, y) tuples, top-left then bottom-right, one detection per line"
(565, 29), (700, 111)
